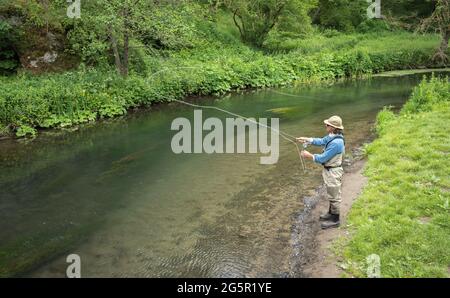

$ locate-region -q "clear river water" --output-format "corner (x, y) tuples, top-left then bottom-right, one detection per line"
(0, 73), (443, 277)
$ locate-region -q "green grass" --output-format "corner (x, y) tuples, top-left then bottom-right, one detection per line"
(341, 76), (450, 277)
(266, 31), (440, 54)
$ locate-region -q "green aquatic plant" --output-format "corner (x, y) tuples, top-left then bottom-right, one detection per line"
(15, 125), (37, 138)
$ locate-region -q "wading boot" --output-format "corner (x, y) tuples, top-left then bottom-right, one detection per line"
(319, 206), (333, 221)
(321, 214), (340, 229)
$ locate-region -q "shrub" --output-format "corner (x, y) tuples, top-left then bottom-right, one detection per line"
(402, 76), (450, 114)
(375, 107), (397, 136)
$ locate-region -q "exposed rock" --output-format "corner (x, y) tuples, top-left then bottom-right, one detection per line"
(17, 29), (78, 73)
(29, 51), (58, 68)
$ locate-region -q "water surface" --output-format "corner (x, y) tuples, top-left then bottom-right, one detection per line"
(0, 74), (438, 277)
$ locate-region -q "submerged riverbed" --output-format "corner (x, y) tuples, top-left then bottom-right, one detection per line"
(0, 73), (443, 277)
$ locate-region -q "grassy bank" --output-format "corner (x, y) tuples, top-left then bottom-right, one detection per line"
(341, 76), (450, 277)
(0, 31), (443, 137)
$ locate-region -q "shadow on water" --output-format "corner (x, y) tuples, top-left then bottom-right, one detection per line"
(0, 72), (447, 277)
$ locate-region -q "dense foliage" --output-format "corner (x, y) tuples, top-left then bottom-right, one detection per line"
(0, 19), (19, 75)
(0, 31), (442, 137)
(227, 0), (317, 47)
(0, 0), (448, 136)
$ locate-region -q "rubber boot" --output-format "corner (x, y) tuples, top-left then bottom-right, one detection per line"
(321, 214), (340, 229)
(319, 206), (333, 221)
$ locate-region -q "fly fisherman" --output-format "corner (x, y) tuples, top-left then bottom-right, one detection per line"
(297, 116), (345, 229)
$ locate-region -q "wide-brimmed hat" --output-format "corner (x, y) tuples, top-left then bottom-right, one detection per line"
(324, 115), (344, 130)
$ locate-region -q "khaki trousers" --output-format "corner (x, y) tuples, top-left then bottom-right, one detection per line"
(322, 167), (344, 215)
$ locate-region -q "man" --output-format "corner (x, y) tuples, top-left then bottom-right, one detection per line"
(297, 116), (345, 229)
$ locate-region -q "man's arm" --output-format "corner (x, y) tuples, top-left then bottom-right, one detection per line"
(297, 136), (329, 146)
(311, 136), (329, 147)
(313, 141), (341, 164)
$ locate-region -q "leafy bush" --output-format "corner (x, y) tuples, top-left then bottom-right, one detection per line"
(357, 19), (392, 33)
(314, 0), (366, 32)
(402, 76), (450, 114)
(375, 76), (449, 137)
(15, 125), (36, 138)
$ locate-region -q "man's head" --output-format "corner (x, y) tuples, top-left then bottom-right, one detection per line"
(324, 115), (344, 134)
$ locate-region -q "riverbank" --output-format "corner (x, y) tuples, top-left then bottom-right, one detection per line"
(0, 32), (445, 138)
(313, 76), (449, 278)
(303, 159), (368, 277)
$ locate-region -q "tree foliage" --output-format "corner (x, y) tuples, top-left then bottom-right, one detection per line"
(227, 0), (317, 47)
(382, 0), (435, 30)
(0, 19), (19, 74)
(311, 0), (366, 32)
(65, 1), (206, 76)
(418, 0), (450, 64)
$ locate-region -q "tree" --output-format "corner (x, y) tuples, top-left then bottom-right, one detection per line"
(66, 0), (152, 77)
(381, 0), (435, 30)
(66, 1), (203, 75)
(419, 0), (450, 64)
(99, 0), (151, 77)
(227, 0), (317, 47)
(311, 0), (366, 32)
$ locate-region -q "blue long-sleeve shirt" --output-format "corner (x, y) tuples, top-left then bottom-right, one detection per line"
(311, 134), (345, 165)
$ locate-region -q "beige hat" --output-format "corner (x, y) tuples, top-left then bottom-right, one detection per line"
(324, 115), (344, 130)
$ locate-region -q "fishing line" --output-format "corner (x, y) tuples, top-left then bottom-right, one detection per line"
(147, 66), (308, 172)
(269, 90), (334, 104)
(270, 90), (318, 100)
(171, 99), (307, 172)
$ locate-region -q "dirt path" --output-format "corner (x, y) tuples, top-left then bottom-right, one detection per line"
(302, 159), (368, 278)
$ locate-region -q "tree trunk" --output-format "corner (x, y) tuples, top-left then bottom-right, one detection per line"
(120, 3), (131, 77)
(121, 6), (130, 77)
(122, 31), (129, 77)
(109, 29), (123, 76)
(233, 9), (244, 40)
(439, 30), (449, 54)
(433, 29), (449, 64)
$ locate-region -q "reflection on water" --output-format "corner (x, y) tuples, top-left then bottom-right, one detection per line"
(0, 74), (437, 277)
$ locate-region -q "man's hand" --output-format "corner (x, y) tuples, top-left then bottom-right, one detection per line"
(296, 137), (312, 144)
(301, 150), (314, 160)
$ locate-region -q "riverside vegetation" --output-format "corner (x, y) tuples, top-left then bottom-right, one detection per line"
(340, 76), (450, 277)
(0, 1), (448, 137)
(0, 32), (442, 138)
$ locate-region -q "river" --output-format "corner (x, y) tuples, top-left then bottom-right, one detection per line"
(0, 73), (444, 277)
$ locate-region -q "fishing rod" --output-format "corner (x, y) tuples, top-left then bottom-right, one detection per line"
(149, 66), (310, 172)
(171, 98), (308, 172)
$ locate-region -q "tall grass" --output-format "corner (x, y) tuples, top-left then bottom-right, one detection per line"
(265, 31), (440, 54)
